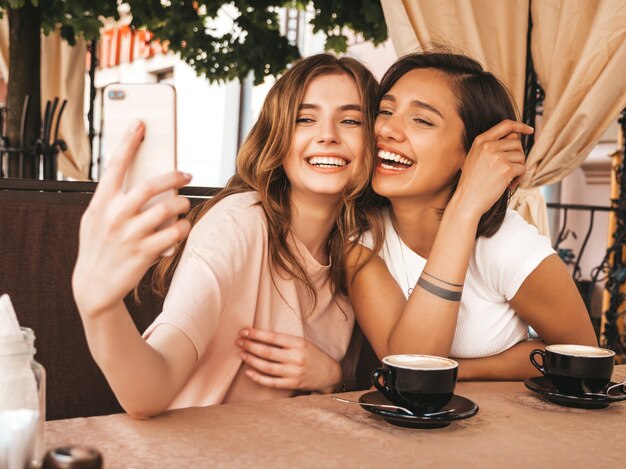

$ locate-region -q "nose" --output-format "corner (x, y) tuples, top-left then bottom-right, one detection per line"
(317, 119), (340, 144)
(376, 114), (404, 142)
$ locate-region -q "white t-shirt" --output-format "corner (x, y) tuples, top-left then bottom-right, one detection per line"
(360, 210), (555, 358)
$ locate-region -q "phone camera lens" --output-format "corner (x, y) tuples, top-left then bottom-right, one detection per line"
(108, 89), (125, 100)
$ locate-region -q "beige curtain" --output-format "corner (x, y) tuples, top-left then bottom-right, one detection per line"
(0, 18), (90, 180)
(380, 0), (529, 118)
(510, 0), (626, 232)
(381, 0), (626, 236)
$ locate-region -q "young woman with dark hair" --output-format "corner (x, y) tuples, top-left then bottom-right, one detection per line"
(347, 52), (596, 380)
(72, 53), (380, 418)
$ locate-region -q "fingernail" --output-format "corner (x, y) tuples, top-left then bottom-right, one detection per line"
(239, 352), (246, 361)
(131, 119), (143, 133)
(235, 339), (244, 347)
(183, 172), (192, 181)
(240, 329), (249, 337)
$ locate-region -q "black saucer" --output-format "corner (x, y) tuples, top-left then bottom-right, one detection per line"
(524, 376), (626, 409)
(359, 390), (478, 429)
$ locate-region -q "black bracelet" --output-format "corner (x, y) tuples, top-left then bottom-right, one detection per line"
(417, 277), (463, 301)
(421, 270), (464, 288)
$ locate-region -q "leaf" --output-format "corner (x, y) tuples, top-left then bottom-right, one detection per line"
(324, 33), (348, 53)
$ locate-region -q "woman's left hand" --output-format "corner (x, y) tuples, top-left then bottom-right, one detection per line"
(235, 328), (342, 394)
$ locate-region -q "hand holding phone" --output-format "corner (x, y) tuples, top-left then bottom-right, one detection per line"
(74, 121), (192, 317)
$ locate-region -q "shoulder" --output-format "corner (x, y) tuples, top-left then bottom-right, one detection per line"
(346, 243), (376, 270)
(189, 191), (268, 247)
(199, 191), (263, 223)
(193, 192), (265, 231)
(472, 210), (555, 297)
(475, 210), (552, 259)
(346, 242), (400, 299)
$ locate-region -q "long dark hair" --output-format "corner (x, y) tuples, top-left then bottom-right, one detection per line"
(153, 54), (380, 302)
(378, 50), (520, 238)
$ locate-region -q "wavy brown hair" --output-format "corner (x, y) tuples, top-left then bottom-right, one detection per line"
(152, 54), (380, 304)
(377, 50), (521, 238)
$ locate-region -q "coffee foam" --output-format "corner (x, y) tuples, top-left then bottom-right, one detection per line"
(383, 354), (458, 370)
(546, 344), (614, 358)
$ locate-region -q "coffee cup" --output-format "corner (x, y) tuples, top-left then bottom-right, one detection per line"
(530, 344), (615, 395)
(371, 354), (458, 414)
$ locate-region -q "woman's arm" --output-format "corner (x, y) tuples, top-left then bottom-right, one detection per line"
(509, 253), (597, 346)
(456, 254), (596, 381)
(346, 245), (410, 359)
(456, 340), (546, 381)
(346, 207), (480, 359)
(72, 121), (196, 418)
(79, 306), (197, 418)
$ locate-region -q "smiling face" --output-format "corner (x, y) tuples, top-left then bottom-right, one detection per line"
(282, 72), (364, 202)
(373, 68), (467, 205)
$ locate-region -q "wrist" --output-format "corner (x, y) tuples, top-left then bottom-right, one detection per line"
(316, 361), (343, 394)
(73, 288), (109, 319)
(442, 198), (481, 232)
(72, 268), (99, 317)
(455, 359), (473, 381)
(74, 292), (123, 322)
(72, 270), (125, 320)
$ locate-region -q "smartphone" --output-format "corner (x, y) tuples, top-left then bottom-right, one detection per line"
(102, 82), (177, 204)
(102, 83), (178, 255)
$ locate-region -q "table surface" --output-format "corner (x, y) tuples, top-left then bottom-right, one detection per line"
(45, 366), (626, 468)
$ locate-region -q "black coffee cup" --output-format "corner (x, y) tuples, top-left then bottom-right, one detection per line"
(371, 354), (458, 414)
(530, 344), (615, 395)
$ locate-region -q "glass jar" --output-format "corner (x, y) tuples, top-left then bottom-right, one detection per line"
(0, 327), (46, 467)
(23, 327), (47, 466)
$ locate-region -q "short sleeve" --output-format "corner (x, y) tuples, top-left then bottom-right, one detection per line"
(474, 210), (555, 301)
(143, 193), (267, 358)
(358, 230), (375, 250)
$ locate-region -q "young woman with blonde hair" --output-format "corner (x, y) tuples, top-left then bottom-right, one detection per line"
(72, 53), (379, 418)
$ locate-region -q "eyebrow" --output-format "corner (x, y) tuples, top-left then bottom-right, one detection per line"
(380, 94), (444, 119)
(299, 103), (363, 112)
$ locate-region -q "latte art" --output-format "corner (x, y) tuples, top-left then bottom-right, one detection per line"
(383, 354), (458, 370)
(546, 344), (615, 358)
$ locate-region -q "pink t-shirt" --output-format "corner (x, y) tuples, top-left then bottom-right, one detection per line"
(144, 192), (354, 409)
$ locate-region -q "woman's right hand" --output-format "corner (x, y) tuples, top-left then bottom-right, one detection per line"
(452, 119), (533, 217)
(72, 120), (192, 318)
(236, 328), (343, 394)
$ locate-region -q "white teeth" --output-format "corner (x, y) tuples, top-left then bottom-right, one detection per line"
(307, 156), (348, 167)
(377, 149), (413, 166)
(380, 162), (407, 171)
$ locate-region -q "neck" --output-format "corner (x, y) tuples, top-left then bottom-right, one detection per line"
(289, 191), (340, 265)
(389, 192), (451, 258)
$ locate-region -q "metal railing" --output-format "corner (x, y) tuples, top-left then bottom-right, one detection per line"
(546, 202), (614, 339)
(549, 202), (615, 285)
